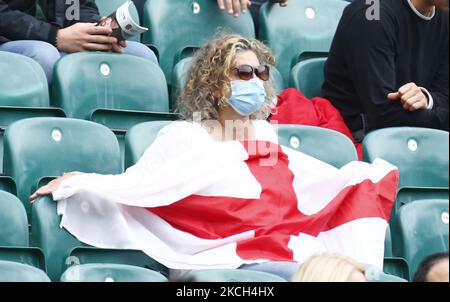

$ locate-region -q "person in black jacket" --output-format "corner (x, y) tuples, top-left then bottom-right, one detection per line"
(322, 0), (449, 141)
(0, 0), (157, 84)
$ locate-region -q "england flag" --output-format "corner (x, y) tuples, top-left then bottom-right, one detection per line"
(53, 121), (398, 271)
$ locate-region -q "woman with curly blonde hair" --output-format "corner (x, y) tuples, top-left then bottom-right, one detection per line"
(31, 34), (397, 282)
(177, 33), (277, 142)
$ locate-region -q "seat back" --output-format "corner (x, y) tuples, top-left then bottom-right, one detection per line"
(124, 121), (173, 169)
(60, 263), (168, 282)
(0, 51), (49, 108)
(95, 0), (141, 42)
(0, 191), (46, 271)
(383, 257), (410, 281)
(275, 124), (358, 168)
(3, 117), (122, 218)
(0, 191), (28, 247)
(52, 52), (169, 121)
(0, 260), (50, 282)
(142, 0), (255, 85)
(393, 199), (449, 278)
(289, 57), (327, 98)
(363, 128), (449, 214)
(259, 0), (347, 83)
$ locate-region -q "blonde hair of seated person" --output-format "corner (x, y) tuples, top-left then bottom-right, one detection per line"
(292, 254), (366, 282)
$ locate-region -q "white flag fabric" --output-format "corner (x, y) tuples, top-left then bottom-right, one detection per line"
(53, 121), (398, 270)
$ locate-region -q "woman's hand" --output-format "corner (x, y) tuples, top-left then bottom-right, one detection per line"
(29, 172), (83, 203)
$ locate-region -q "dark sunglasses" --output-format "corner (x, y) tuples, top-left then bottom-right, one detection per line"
(232, 64), (270, 81)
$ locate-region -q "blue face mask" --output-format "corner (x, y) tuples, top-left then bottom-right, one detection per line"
(227, 78), (267, 116)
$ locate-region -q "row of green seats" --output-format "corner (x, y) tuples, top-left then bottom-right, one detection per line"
(0, 50), (176, 174)
(363, 127), (449, 277)
(0, 260), (170, 282)
(141, 0), (348, 86)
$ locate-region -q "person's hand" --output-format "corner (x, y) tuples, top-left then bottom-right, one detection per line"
(387, 82), (429, 112)
(111, 40), (128, 54)
(217, 0), (252, 17)
(29, 172), (83, 203)
(98, 17), (128, 53)
(271, 0), (288, 6)
(56, 22), (118, 53)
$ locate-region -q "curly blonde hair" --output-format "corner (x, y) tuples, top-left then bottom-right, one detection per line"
(177, 34), (276, 121)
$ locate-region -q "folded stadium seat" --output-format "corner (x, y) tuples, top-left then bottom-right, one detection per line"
(0, 190), (46, 272)
(171, 57), (285, 111)
(0, 51), (65, 177)
(275, 124), (358, 168)
(382, 225), (411, 279)
(95, 0), (141, 42)
(362, 128), (449, 217)
(1, 117), (168, 281)
(259, 0), (348, 83)
(392, 199), (449, 279)
(380, 213), (411, 280)
(0, 260), (50, 282)
(179, 269), (286, 282)
(142, 0), (255, 87)
(60, 263), (168, 282)
(383, 257), (410, 281)
(289, 57), (327, 99)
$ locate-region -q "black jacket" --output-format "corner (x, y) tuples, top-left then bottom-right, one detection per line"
(323, 0), (449, 138)
(0, 0), (100, 45)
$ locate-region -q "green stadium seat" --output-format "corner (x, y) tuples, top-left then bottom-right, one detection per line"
(362, 127), (449, 215)
(52, 52), (176, 132)
(33, 194), (168, 282)
(383, 257), (410, 281)
(0, 51), (65, 173)
(3, 117), (122, 219)
(171, 57), (285, 111)
(275, 124), (358, 168)
(392, 199), (449, 278)
(0, 191), (46, 271)
(0, 191), (28, 247)
(180, 269), (286, 282)
(60, 263), (168, 282)
(142, 0), (255, 85)
(289, 57), (327, 98)
(259, 0), (348, 83)
(0, 260), (50, 282)
(95, 0), (141, 42)
(124, 121), (173, 169)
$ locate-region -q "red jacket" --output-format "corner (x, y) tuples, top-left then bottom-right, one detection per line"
(270, 88), (363, 160)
